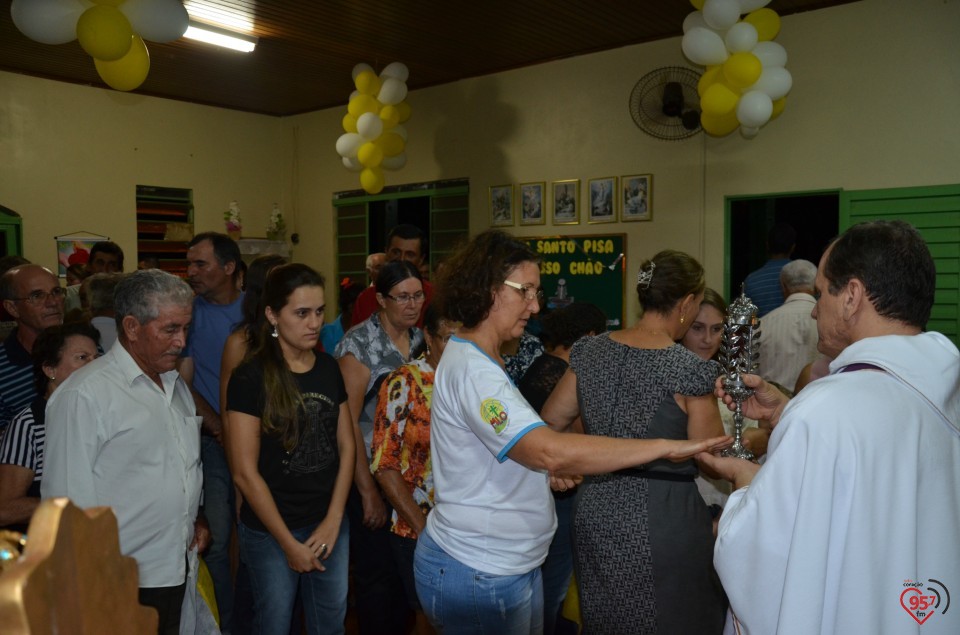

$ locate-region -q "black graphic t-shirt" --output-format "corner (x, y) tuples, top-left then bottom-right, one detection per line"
(228, 352), (347, 532)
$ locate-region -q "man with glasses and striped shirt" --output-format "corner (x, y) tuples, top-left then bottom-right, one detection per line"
(0, 264), (66, 431)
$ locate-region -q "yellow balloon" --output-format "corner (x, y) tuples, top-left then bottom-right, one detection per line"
(377, 132), (405, 157)
(77, 5), (133, 61)
(358, 142), (384, 168)
(94, 34), (149, 91)
(701, 110), (739, 137)
(697, 66), (723, 98)
(770, 96), (787, 120)
(379, 105), (400, 129)
(722, 52), (762, 90)
(690, 0), (705, 9)
(360, 167), (385, 194)
(347, 94), (380, 118)
(701, 82), (740, 116)
(744, 8), (781, 41)
(342, 113), (358, 133)
(395, 101), (412, 123)
(355, 70), (382, 97)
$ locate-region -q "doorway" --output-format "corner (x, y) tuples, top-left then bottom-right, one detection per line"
(726, 191), (840, 298)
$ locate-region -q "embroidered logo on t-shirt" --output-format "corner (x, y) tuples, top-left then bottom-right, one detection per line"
(481, 398), (508, 435)
(900, 578), (951, 626)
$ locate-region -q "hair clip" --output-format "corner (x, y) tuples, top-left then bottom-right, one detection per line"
(637, 262), (656, 289)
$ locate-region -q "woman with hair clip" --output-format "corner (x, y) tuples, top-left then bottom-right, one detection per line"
(542, 251), (728, 634)
(414, 232), (729, 635)
(225, 263), (355, 635)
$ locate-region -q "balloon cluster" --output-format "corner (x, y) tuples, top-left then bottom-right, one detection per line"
(336, 62), (412, 195)
(11, 0), (189, 92)
(681, 0), (792, 139)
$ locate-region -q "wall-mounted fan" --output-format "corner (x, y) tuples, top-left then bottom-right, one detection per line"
(629, 66), (702, 141)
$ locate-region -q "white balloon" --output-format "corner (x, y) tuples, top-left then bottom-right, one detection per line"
(11, 0), (89, 45)
(740, 126), (760, 139)
(356, 112), (384, 141)
(379, 62), (409, 82)
(342, 156), (363, 172)
(751, 41), (788, 68)
(335, 132), (363, 159)
(352, 63), (374, 80)
(724, 22), (758, 53)
(702, 0), (741, 31)
(381, 153), (407, 171)
(739, 0), (772, 12)
(120, 0), (188, 43)
(378, 78), (408, 106)
(392, 125), (408, 142)
(349, 90), (360, 101)
(682, 28), (729, 66)
(736, 90), (773, 128)
(748, 66), (792, 100)
(682, 11), (709, 34)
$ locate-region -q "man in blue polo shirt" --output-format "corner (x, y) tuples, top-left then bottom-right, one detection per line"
(743, 222), (796, 317)
(180, 232), (243, 633)
(0, 264), (65, 431)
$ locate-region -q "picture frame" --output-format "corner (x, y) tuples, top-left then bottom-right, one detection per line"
(621, 174), (652, 222)
(551, 179), (580, 225)
(519, 182), (546, 225)
(587, 177), (618, 224)
(489, 184), (514, 227)
(54, 231), (109, 278)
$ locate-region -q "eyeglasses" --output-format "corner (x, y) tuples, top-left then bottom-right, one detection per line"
(13, 287), (66, 305)
(384, 291), (426, 306)
(503, 280), (544, 302)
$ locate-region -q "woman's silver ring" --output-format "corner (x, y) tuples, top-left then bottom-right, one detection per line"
(319, 543), (328, 558)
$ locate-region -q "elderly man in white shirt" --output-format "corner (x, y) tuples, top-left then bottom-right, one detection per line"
(757, 259), (819, 391)
(43, 269), (208, 635)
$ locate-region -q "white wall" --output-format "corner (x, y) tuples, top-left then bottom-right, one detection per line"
(3, 0), (957, 322)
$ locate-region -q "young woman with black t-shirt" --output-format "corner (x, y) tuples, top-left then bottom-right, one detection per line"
(225, 263), (355, 635)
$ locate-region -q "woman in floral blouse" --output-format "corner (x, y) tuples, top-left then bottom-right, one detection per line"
(371, 305), (456, 634)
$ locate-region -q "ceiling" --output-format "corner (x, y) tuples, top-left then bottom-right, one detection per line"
(0, 0), (859, 117)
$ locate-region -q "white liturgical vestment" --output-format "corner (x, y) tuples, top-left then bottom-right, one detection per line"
(715, 332), (960, 635)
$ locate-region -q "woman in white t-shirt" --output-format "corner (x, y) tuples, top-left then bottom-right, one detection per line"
(414, 230), (730, 634)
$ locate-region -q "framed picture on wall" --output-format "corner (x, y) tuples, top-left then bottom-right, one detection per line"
(587, 177), (617, 223)
(489, 184), (514, 226)
(621, 174), (652, 222)
(551, 179), (579, 225)
(519, 182), (545, 225)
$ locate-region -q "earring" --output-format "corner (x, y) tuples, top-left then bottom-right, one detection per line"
(680, 314), (685, 325)
(271, 324), (279, 338)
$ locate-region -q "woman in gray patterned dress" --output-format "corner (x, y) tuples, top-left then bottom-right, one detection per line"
(542, 250), (727, 634)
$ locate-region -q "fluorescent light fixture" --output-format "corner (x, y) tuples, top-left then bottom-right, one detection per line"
(184, 20), (258, 53)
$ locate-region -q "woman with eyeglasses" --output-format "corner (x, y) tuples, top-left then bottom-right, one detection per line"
(414, 231), (730, 634)
(0, 321), (100, 532)
(334, 259), (425, 632)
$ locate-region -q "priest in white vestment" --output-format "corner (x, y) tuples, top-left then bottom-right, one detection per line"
(700, 220), (960, 635)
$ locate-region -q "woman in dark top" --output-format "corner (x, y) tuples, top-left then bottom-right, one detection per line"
(226, 263), (355, 635)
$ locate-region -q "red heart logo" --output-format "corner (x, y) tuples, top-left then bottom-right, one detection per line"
(900, 588), (935, 625)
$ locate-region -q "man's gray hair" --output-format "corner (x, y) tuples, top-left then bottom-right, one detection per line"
(86, 272), (125, 314)
(114, 269), (193, 329)
(780, 259), (817, 294)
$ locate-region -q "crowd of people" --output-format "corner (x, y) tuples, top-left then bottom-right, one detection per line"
(0, 217), (957, 635)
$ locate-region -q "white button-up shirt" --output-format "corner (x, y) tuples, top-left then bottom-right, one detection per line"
(42, 342), (202, 588)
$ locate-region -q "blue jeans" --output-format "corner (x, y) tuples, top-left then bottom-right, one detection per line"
(414, 529), (544, 635)
(541, 492), (575, 635)
(201, 436), (235, 632)
(238, 519), (349, 635)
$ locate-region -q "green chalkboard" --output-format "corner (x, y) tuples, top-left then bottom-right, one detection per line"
(523, 234), (626, 330)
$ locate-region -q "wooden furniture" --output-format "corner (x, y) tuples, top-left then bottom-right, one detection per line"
(0, 498), (158, 634)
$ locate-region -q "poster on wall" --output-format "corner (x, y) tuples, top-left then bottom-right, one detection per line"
(522, 233), (626, 330)
(54, 231), (109, 278)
